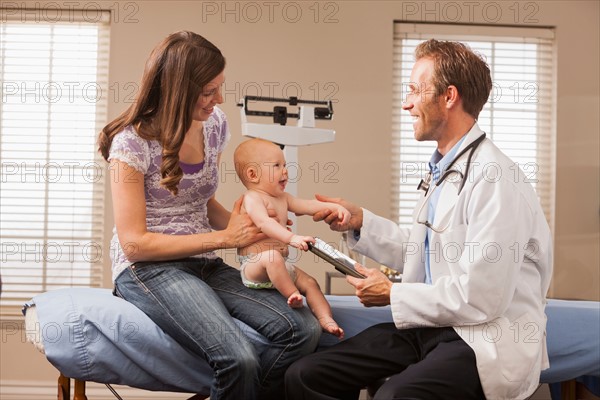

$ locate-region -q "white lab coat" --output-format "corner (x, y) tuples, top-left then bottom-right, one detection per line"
(348, 123), (553, 400)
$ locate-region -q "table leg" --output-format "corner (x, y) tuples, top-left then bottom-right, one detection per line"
(74, 379), (87, 400)
(561, 379), (576, 400)
(58, 373), (70, 400)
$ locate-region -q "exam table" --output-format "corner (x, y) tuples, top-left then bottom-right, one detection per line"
(23, 288), (599, 399)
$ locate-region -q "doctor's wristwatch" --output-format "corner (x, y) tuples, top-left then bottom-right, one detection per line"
(380, 266), (402, 282)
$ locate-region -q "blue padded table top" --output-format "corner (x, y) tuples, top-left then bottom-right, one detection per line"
(542, 299), (600, 382)
(25, 288), (599, 395)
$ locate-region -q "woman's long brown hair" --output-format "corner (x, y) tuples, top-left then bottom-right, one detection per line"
(98, 31), (225, 195)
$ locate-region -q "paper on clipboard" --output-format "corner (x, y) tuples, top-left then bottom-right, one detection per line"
(308, 238), (366, 279)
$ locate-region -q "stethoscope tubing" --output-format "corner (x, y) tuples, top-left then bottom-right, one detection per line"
(420, 133), (486, 195)
(416, 133), (487, 233)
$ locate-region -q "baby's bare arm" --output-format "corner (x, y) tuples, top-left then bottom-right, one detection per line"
(245, 192), (314, 250)
(244, 192), (294, 244)
(286, 194), (350, 225)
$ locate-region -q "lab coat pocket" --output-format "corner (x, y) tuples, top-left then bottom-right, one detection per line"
(439, 222), (467, 241)
(436, 223), (467, 276)
(495, 312), (541, 383)
(439, 223), (467, 248)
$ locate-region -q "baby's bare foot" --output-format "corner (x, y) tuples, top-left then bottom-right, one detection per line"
(319, 316), (345, 339)
(287, 292), (304, 308)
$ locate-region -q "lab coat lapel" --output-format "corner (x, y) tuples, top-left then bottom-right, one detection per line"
(404, 196), (427, 283)
(432, 124), (485, 229)
(432, 182), (459, 229)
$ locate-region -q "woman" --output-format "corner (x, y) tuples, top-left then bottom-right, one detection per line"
(97, 31), (321, 400)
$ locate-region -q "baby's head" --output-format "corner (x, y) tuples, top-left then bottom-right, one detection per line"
(234, 138), (288, 193)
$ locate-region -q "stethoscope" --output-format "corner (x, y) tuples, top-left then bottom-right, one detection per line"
(416, 133), (486, 233)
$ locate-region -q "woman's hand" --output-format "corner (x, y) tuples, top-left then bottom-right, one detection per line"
(312, 194), (363, 232)
(224, 195), (268, 248)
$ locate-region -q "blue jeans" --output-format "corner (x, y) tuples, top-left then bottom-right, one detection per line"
(114, 257), (321, 400)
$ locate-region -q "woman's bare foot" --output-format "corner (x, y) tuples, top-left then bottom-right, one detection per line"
(287, 291), (304, 308)
(318, 316), (344, 339)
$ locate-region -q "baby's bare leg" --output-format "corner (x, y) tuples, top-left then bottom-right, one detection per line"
(244, 250), (303, 308)
(294, 268), (344, 339)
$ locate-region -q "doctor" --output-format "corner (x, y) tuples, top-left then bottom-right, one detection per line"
(285, 39), (553, 400)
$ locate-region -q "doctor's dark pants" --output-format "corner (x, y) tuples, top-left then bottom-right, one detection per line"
(285, 323), (485, 400)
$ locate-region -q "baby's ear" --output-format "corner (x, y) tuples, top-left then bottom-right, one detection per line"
(246, 165), (260, 183)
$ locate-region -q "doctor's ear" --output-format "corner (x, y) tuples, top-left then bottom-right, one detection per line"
(444, 85), (460, 108)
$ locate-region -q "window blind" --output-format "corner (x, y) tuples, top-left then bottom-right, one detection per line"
(0, 9), (110, 317)
(392, 23), (556, 231)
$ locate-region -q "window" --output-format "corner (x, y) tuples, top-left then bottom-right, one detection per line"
(392, 23), (556, 231)
(0, 9), (110, 317)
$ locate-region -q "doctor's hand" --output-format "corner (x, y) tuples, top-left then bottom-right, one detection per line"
(313, 194), (363, 232)
(346, 264), (393, 307)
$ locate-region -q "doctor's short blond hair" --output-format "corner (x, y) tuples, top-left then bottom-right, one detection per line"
(415, 39), (492, 120)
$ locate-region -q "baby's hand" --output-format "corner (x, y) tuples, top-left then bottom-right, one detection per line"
(289, 235), (315, 251)
(336, 206), (351, 226)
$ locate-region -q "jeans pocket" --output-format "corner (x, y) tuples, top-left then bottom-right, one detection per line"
(128, 264), (154, 293)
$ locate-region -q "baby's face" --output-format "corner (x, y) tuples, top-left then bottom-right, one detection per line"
(252, 142), (288, 196)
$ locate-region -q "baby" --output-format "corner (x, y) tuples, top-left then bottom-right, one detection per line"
(234, 138), (348, 339)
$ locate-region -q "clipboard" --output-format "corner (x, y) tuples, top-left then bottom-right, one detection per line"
(308, 238), (366, 279)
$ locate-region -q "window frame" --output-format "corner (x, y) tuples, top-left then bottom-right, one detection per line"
(0, 8), (110, 318)
(391, 22), (557, 232)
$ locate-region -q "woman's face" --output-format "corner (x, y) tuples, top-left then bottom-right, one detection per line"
(193, 70), (225, 121)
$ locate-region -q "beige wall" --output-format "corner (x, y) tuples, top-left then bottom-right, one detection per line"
(1, 0), (599, 395)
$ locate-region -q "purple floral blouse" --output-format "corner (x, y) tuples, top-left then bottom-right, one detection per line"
(108, 107), (230, 281)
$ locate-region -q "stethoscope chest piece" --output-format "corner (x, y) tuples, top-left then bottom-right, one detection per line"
(417, 173), (432, 194)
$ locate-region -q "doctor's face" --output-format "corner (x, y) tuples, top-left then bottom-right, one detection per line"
(402, 58), (447, 142)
